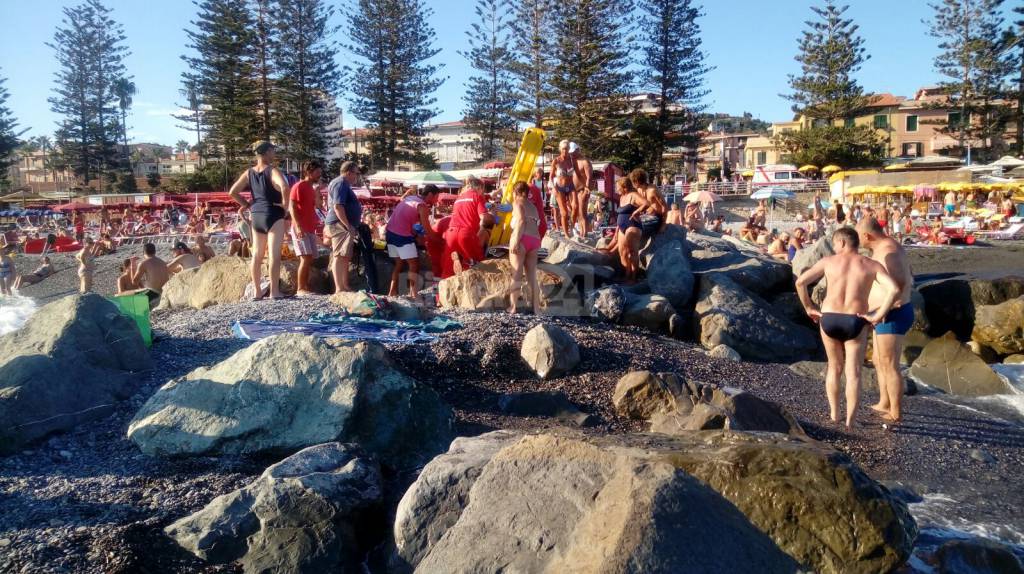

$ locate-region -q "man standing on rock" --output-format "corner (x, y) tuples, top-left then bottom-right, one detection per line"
(570, 142), (593, 237)
(325, 161), (362, 294)
(857, 217), (914, 425)
(796, 227), (901, 428)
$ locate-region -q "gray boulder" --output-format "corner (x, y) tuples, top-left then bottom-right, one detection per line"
(393, 430), (916, 574)
(0, 294), (151, 453)
(708, 344), (742, 361)
(586, 284), (626, 322)
(621, 293), (676, 332)
(166, 443), (382, 573)
(972, 296), (1024, 356)
(647, 241), (695, 311)
(909, 332), (1011, 396)
(694, 273), (818, 362)
(520, 323), (580, 380)
(612, 371), (685, 420)
(639, 223), (688, 269)
(791, 236), (833, 278)
(918, 275), (1024, 339)
(648, 381), (804, 436)
(690, 248), (792, 295)
(127, 334), (453, 470)
(541, 233), (615, 267)
(936, 538), (1024, 574)
(1006, 354), (1024, 364)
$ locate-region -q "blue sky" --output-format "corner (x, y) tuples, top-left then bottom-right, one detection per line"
(1, 0), (957, 146)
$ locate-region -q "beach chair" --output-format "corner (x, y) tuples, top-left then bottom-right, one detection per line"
(976, 222), (1024, 241)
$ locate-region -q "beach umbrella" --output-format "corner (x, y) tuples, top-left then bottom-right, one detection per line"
(750, 187), (796, 201)
(821, 165), (842, 174)
(403, 171), (463, 189)
(808, 199), (833, 210)
(798, 165), (818, 172)
(683, 190), (721, 204)
(740, 169), (754, 178)
(990, 156), (1024, 168)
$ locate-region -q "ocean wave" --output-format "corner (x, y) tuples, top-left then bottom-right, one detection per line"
(911, 493), (1024, 548)
(0, 295), (37, 336)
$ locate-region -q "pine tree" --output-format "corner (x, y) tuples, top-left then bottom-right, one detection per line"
(637, 0), (710, 179)
(785, 1), (869, 121)
(461, 0), (519, 161)
(548, 0), (635, 159)
(927, 0), (1012, 160)
(182, 0), (260, 165)
(48, 0), (130, 185)
(274, 0), (344, 162)
(1004, 5), (1023, 155)
(252, 0), (277, 141)
(508, 0), (553, 128)
(344, 0), (445, 170)
(0, 73), (22, 193)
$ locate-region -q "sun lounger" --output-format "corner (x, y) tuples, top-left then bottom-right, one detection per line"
(975, 222), (1024, 240)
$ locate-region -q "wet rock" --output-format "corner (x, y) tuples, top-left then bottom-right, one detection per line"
(0, 294), (152, 453)
(541, 234), (615, 267)
(918, 275), (1024, 339)
(127, 334), (454, 470)
(519, 324), (580, 380)
(972, 296), (1024, 356)
(966, 341), (1000, 364)
(646, 241), (694, 311)
(586, 284), (626, 323)
(612, 371), (685, 420)
(909, 333), (1011, 396)
(166, 443), (382, 573)
(903, 330), (933, 365)
(708, 344), (742, 361)
(969, 449), (997, 464)
(694, 273), (818, 362)
(936, 538), (1024, 574)
(393, 430), (916, 574)
(498, 391), (596, 427)
(621, 293), (676, 332)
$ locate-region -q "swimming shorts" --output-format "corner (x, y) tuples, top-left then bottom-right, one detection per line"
(874, 303), (914, 336)
(519, 234), (541, 252)
(820, 312), (868, 342)
(252, 205), (286, 234)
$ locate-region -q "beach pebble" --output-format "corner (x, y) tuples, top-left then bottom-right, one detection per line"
(0, 538), (10, 547)
(970, 449), (997, 464)
(58, 450), (72, 460)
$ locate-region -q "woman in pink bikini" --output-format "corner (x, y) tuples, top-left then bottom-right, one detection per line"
(505, 182), (543, 314)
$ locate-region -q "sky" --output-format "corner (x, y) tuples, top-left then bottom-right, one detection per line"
(0, 0), (960, 147)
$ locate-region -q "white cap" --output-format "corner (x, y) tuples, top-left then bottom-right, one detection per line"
(569, 142), (579, 154)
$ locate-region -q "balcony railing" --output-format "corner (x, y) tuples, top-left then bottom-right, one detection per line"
(660, 180), (831, 200)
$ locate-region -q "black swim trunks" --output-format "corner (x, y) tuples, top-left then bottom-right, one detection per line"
(251, 205), (286, 234)
(820, 312), (868, 342)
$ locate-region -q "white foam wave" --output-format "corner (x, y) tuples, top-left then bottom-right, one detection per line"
(910, 493), (1024, 547)
(981, 365), (1024, 419)
(0, 295), (37, 335)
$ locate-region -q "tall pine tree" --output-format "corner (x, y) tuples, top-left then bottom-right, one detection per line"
(637, 0), (710, 179)
(549, 0), (635, 159)
(48, 0), (130, 185)
(461, 0), (518, 161)
(1003, 5), (1023, 155)
(274, 0), (344, 162)
(785, 1), (869, 121)
(927, 0), (1012, 160)
(182, 0), (259, 165)
(344, 0), (445, 170)
(508, 0), (553, 128)
(0, 72), (22, 193)
(252, 0), (278, 141)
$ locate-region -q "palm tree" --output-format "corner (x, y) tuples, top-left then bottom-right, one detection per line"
(34, 135), (55, 184)
(112, 77), (136, 172)
(175, 140), (190, 155)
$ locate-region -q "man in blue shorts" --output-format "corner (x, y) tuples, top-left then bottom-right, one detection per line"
(857, 217), (914, 425)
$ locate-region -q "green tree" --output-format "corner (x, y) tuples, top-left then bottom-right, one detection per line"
(175, 78), (205, 165)
(252, 0), (277, 140)
(461, 0), (518, 161)
(343, 0), (445, 170)
(274, 0), (344, 162)
(927, 0), (1012, 160)
(775, 124), (885, 168)
(1004, 4), (1024, 155)
(48, 0), (130, 185)
(548, 0), (635, 159)
(112, 77), (135, 171)
(146, 171), (161, 189)
(637, 0), (710, 179)
(785, 1), (869, 121)
(115, 172), (137, 193)
(175, 140), (190, 154)
(182, 0), (260, 164)
(0, 73), (24, 192)
(507, 0), (553, 128)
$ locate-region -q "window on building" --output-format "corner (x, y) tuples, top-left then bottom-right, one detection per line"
(812, 118), (828, 128)
(906, 115), (918, 132)
(947, 112), (962, 128)
(844, 118), (855, 128)
(756, 151), (766, 164)
(873, 115), (888, 129)
(901, 142), (923, 157)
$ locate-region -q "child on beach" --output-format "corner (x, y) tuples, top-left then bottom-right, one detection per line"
(77, 237), (97, 293)
(0, 246), (15, 296)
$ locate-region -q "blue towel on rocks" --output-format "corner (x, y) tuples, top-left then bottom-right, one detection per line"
(232, 319), (441, 344)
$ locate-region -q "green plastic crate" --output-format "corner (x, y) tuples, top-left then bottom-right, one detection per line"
(110, 292), (152, 347)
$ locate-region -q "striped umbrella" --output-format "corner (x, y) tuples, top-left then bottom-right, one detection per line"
(403, 171), (464, 189)
(750, 187), (796, 201)
(683, 190), (721, 204)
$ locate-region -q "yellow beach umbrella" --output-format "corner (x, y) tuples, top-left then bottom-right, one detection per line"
(798, 165), (818, 172)
(821, 165), (842, 174)
(741, 170), (753, 178)
(884, 163), (909, 171)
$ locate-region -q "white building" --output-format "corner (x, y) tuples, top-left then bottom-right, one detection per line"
(133, 152), (201, 177)
(421, 121), (481, 170)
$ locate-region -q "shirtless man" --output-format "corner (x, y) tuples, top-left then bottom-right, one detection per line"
(130, 242), (171, 300)
(193, 234), (216, 262)
(796, 227), (900, 428)
(857, 217), (914, 424)
(167, 242), (202, 274)
(570, 142), (593, 237)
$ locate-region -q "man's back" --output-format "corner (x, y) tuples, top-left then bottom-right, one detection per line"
(139, 257), (170, 291)
(869, 237), (912, 306)
(821, 253), (878, 315)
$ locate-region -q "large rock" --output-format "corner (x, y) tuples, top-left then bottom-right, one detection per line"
(708, 344), (742, 361)
(909, 332), (1012, 396)
(972, 296), (1024, 356)
(127, 334), (454, 470)
(694, 273), (818, 362)
(790, 360), (881, 394)
(690, 248), (792, 295)
(586, 285), (626, 322)
(612, 371), (684, 420)
(519, 323), (580, 380)
(497, 390), (596, 427)
(541, 233), (615, 267)
(1006, 354), (1024, 364)
(936, 538), (1024, 574)
(157, 256), (251, 310)
(166, 443), (382, 573)
(648, 381), (804, 436)
(638, 223), (688, 269)
(646, 241), (695, 311)
(791, 236), (833, 278)
(910, 288), (930, 333)
(621, 293), (676, 332)
(918, 275), (1024, 339)
(393, 431), (916, 574)
(0, 294), (151, 453)
(437, 258), (578, 315)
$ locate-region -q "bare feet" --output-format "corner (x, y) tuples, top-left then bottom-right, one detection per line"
(869, 403), (889, 415)
(451, 252), (463, 275)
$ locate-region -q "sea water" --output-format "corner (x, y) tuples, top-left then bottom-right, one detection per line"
(0, 294), (37, 335)
(984, 364), (1024, 419)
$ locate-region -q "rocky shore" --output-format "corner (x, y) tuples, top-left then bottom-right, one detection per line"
(2, 232), (1024, 573)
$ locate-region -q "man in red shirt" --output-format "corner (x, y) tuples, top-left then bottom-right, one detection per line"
(427, 215), (451, 282)
(442, 176), (488, 278)
(289, 160), (323, 295)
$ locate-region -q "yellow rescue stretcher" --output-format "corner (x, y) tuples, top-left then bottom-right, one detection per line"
(489, 127), (545, 246)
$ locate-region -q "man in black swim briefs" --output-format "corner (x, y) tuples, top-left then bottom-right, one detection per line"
(795, 227), (900, 428)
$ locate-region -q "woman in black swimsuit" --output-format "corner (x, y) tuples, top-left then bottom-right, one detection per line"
(228, 141), (291, 299)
